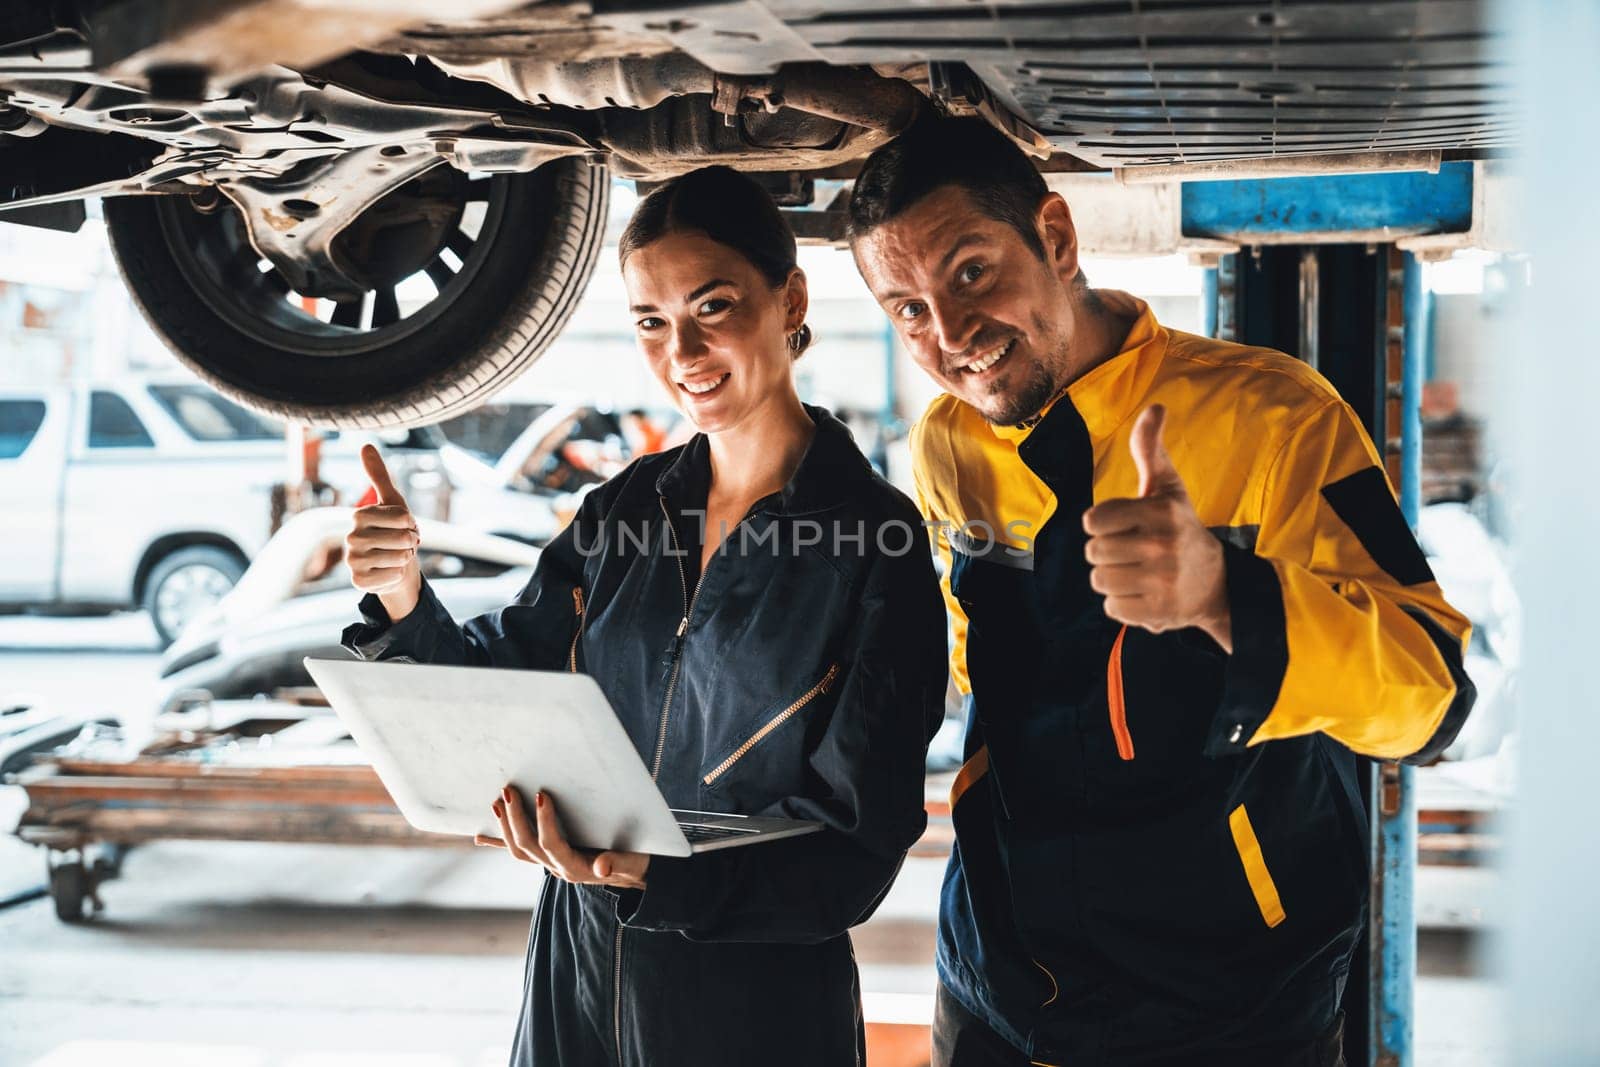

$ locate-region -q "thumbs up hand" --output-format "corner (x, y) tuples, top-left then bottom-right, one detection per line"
(346, 444), (422, 620)
(1082, 405), (1233, 652)
(362, 442), (408, 508)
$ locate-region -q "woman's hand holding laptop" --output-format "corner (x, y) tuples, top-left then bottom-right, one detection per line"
(475, 784), (651, 890)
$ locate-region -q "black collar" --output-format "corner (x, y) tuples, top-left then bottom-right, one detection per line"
(654, 405), (872, 516)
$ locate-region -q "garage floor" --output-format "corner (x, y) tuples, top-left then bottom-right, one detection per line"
(0, 616), (1505, 1066)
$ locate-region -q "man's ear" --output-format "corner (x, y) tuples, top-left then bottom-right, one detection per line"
(1035, 193), (1081, 287)
(784, 267), (810, 332)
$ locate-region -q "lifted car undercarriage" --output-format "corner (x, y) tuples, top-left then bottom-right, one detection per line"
(0, 0), (1511, 425)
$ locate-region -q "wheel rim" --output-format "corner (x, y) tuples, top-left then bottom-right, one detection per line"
(154, 562), (236, 639)
(153, 168), (515, 357)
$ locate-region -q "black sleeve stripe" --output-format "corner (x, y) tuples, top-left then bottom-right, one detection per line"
(1399, 606), (1478, 766)
(1208, 524), (1261, 552)
(949, 528), (1036, 571)
(1320, 467), (1436, 587)
(1207, 542), (1289, 757)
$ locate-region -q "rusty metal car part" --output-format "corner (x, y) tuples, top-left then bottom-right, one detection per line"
(4, 1), (1512, 183)
(77, 0), (532, 88)
(0, 41), (599, 295)
(0, 0), (1514, 431)
(431, 51), (719, 112)
(217, 148), (450, 301)
(565, 0), (1511, 168)
(425, 53), (928, 177)
(431, 53), (922, 132)
(588, 66), (927, 180)
(393, 1), (676, 67)
(0, 24), (923, 267)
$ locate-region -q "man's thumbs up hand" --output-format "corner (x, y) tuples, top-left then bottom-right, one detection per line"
(347, 444), (421, 620)
(1082, 405), (1233, 652)
(1130, 404), (1186, 500)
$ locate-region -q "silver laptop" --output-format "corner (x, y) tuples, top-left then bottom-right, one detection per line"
(304, 657), (822, 857)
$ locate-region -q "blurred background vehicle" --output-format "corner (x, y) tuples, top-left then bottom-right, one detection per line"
(0, 381), (679, 647)
(157, 508), (540, 705)
(0, 376), (444, 646)
(436, 402), (682, 545)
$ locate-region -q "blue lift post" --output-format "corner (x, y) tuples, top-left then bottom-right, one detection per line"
(1187, 171), (1461, 1067)
(1369, 253), (1430, 1067)
(1200, 266), (1218, 340)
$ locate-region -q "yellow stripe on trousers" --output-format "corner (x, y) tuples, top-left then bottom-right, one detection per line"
(949, 746), (990, 809)
(1228, 804), (1287, 928)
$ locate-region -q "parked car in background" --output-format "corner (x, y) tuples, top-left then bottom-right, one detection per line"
(435, 401), (553, 466)
(157, 508), (539, 704)
(0, 377), (443, 647)
(438, 403), (682, 545)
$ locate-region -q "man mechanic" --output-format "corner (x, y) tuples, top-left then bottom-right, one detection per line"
(848, 117), (1476, 1066)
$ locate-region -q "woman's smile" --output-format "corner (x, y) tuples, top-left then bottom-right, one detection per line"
(678, 371), (731, 398)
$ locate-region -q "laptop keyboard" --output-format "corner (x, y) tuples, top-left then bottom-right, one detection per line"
(677, 822), (759, 843)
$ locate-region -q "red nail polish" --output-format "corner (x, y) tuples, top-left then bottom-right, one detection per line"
(536, 791), (545, 808)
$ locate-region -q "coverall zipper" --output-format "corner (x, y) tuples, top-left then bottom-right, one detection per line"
(703, 664), (839, 784)
(567, 587), (584, 673)
(611, 922), (625, 1064)
(651, 496), (709, 779)
(616, 496), (714, 1065)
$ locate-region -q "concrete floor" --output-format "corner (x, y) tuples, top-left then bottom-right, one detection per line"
(0, 614), (1506, 1066)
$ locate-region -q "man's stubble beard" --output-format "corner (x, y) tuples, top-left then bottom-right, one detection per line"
(977, 357), (1058, 427)
(976, 312), (1071, 426)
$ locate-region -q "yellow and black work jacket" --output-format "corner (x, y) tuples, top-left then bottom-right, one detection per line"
(913, 292), (1474, 1066)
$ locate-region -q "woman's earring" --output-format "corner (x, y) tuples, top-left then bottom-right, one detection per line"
(788, 329), (803, 352)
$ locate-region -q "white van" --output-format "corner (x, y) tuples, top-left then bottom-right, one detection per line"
(0, 378), (440, 646)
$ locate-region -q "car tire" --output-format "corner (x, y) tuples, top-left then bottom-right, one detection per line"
(143, 545), (247, 649)
(102, 157), (609, 428)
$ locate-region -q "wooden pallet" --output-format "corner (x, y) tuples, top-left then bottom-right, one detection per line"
(13, 758), (454, 850)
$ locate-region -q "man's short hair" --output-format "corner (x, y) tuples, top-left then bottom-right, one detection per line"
(848, 115), (1050, 257)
